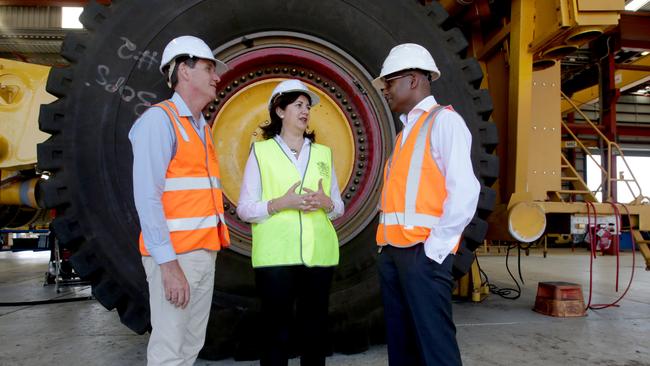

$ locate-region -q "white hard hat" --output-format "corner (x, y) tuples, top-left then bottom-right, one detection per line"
(372, 43), (440, 90)
(268, 79), (320, 109)
(159, 35), (228, 84)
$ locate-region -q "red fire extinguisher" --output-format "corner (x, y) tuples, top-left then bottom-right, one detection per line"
(596, 223), (618, 256)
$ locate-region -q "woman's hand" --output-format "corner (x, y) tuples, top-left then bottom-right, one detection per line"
(302, 179), (333, 213)
(269, 182), (312, 213)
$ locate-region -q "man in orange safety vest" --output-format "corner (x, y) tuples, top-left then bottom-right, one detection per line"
(373, 43), (480, 366)
(129, 35), (230, 365)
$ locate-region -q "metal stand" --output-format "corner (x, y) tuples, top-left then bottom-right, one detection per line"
(44, 233), (88, 292)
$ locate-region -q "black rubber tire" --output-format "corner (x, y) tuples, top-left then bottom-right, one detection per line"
(37, 0), (498, 360)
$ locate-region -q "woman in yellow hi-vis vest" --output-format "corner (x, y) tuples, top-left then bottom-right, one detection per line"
(237, 79), (344, 366)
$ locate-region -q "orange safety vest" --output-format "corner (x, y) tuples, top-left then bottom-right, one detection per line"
(139, 100), (230, 256)
(376, 105), (459, 253)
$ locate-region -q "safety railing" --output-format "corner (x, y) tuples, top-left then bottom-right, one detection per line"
(560, 91), (645, 203)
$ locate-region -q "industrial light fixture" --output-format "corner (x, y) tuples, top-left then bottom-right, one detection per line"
(642, 51), (650, 56)
(61, 7), (83, 29)
(625, 0), (650, 12)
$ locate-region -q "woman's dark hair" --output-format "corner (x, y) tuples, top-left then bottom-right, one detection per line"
(261, 91), (316, 141)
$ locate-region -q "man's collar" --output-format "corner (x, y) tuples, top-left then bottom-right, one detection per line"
(171, 92), (193, 118)
(399, 95), (437, 125)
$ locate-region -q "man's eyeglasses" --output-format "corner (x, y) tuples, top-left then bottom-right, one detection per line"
(382, 73), (413, 88)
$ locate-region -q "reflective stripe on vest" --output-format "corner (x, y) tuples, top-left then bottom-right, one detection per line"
(138, 100), (230, 256)
(164, 177), (222, 191)
(377, 105), (449, 247)
(166, 213), (226, 232)
(251, 139), (339, 268)
(379, 212), (440, 228)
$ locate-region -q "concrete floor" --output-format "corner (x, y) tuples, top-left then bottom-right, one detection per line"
(0, 248), (648, 366)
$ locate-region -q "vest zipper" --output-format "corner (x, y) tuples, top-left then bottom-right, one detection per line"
(189, 114), (219, 229)
(204, 133), (219, 226)
(170, 104), (220, 223)
(271, 138), (312, 266)
(298, 145), (311, 266)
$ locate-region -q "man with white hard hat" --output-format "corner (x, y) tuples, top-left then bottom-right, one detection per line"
(374, 43), (479, 366)
(129, 35), (230, 365)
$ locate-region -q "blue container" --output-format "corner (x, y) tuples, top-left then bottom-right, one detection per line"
(619, 232), (637, 251)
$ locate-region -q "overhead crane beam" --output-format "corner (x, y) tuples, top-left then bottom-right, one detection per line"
(562, 12), (650, 113)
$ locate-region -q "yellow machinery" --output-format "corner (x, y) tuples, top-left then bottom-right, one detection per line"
(446, 0), (650, 300)
(475, 1), (649, 244)
(0, 58), (53, 229)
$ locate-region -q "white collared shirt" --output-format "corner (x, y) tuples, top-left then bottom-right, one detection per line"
(396, 95), (480, 264)
(237, 135), (344, 223)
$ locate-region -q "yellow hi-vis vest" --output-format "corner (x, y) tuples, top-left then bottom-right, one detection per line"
(251, 138), (339, 268)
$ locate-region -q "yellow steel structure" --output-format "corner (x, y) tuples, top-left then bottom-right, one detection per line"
(632, 230), (650, 271)
(529, 0), (623, 69)
(479, 0), (650, 253)
(550, 154), (598, 203)
(529, 65), (562, 202)
(506, 0), (536, 205)
(560, 92), (645, 201)
(561, 55), (650, 113)
(0, 58), (54, 170)
(212, 78), (354, 204)
(452, 260), (489, 303)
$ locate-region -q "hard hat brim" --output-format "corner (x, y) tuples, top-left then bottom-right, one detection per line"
(269, 88), (320, 108)
(371, 70), (441, 91)
(214, 59), (229, 76)
(159, 56), (229, 75)
(371, 76), (387, 91)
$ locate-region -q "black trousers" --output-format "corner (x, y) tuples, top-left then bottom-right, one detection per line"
(378, 244), (462, 366)
(255, 265), (334, 366)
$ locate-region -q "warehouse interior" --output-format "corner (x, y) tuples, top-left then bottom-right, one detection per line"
(1, 1), (649, 365)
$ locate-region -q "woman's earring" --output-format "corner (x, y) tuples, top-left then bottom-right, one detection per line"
(280, 115), (284, 118)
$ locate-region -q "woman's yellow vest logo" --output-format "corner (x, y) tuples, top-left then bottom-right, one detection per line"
(317, 161), (330, 179)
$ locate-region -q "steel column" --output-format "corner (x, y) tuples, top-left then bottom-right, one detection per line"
(507, 0), (536, 205)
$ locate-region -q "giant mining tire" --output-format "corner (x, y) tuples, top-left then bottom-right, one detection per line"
(37, 0), (498, 360)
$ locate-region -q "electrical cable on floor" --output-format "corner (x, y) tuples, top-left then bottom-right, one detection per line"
(475, 246), (522, 300)
(0, 286), (94, 306)
(585, 202), (637, 311)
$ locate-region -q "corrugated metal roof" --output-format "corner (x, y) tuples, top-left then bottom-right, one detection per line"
(0, 28), (67, 54)
(0, 6), (66, 55)
(0, 39), (61, 53)
(0, 6), (61, 28)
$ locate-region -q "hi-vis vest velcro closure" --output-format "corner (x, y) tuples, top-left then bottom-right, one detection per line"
(139, 99), (230, 256)
(377, 105), (454, 249)
(251, 138), (339, 268)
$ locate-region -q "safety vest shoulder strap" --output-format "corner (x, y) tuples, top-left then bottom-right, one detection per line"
(153, 100), (190, 142)
(385, 105), (446, 190)
(404, 105), (446, 214)
(384, 104), (449, 228)
(254, 139), (300, 200)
